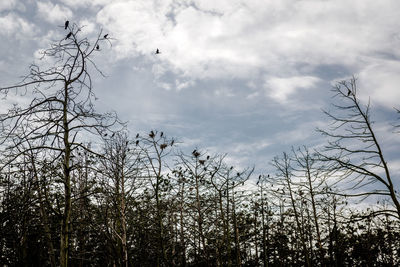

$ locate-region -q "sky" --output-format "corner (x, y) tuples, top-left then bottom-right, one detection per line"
(0, 0), (400, 177)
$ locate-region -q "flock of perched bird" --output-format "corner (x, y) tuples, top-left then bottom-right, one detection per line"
(64, 20), (161, 55)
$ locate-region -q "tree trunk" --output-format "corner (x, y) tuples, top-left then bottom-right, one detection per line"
(60, 82), (72, 267)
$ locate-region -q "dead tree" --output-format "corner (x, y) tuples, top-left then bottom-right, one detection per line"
(0, 23), (118, 267)
(317, 77), (400, 219)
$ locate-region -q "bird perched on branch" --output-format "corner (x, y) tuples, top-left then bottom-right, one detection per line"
(65, 32), (72, 39)
(160, 143), (168, 150)
(104, 34), (108, 39)
(96, 44), (100, 50)
(192, 149), (200, 158)
(65, 20), (69, 30)
(149, 130), (155, 138)
(155, 48), (161, 54)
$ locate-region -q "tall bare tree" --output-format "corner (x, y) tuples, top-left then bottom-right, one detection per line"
(99, 132), (144, 266)
(0, 23), (118, 267)
(317, 77), (400, 219)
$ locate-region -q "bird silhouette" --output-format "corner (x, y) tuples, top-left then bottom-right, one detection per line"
(65, 20), (69, 30)
(160, 143), (167, 150)
(155, 48), (161, 54)
(136, 133), (139, 138)
(136, 140), (139, 146)
(104, 34), (108, 39)
(149, 130), (155, 138)
(347, 89), (351, 96)
(160, 131), (163, 137)
(192, 150), (200, 158)
(96, 44), (100, 50)
(66, 32), (72, 39)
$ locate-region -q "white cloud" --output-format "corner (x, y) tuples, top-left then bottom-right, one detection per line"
(37, 1), (73, 24)
(0, 13), (37, 38)
(96, 1), (172, 59)
(214, 86), (235, 97)
(388, 160), (400, 176)
(93, 0), (400, 96)
(0, 0), (16, 11)
(265, 76), (320, 103)
(176, 79), (195, 91)
(358, 60), (400, 109)
(62, 0), (108, 9)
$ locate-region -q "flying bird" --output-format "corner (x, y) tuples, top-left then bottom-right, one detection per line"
(104, 34), (108, 39)
(155, 48), (161, 54)
(65, 20), (69, 30)
(65, 32), (72, 39)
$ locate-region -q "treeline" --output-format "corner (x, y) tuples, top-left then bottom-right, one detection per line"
(0, 23), (399, 267)
(0, 131), (399, 266)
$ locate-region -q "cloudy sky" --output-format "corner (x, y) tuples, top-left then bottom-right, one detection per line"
(1, 0), (400, 175)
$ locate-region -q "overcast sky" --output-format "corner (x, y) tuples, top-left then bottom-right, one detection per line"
(1, 0), (400, 175)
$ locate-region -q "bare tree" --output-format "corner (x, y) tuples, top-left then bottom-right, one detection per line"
(317, 77), (400, 219)
(0, 22), (118, 267)
(137, 130), (174, 267)
(99, 132), (144, 266)
(272, 153), (311, 267)
(292, 146), (325, 264)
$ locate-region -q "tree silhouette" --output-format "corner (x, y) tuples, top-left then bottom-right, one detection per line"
(0, 22), (118, 267)
(317, 77), (400, 219)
